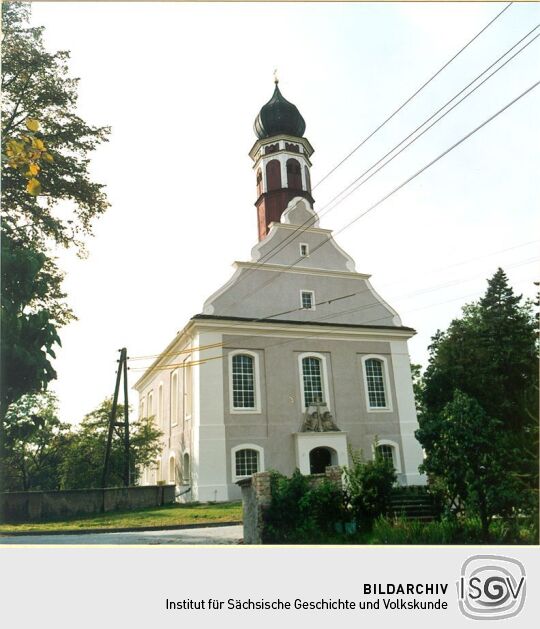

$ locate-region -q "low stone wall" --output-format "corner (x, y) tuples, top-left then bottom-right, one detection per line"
(237, 466), (342, 544)
(0, 485), (175, 523)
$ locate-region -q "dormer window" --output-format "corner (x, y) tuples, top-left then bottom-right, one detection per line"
(300, 243), (309, 257)
(300, 290), (315, 310)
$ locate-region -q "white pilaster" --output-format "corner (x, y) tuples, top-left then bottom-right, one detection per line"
(390, 341), (426, 485)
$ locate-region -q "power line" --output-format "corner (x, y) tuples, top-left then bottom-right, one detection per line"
(224, 79), (539, 310)
(312, 2), (513, 191)
(130, 256), (539, 372)
(224, 21), (536, 296)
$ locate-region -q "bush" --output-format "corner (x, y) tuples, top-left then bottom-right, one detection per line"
(370, 516), (537, 545)
(262, 470), (347, 544)
(343, 448), (396, 531)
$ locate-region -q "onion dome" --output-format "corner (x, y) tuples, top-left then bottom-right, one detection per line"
(254, 81), (306, 139)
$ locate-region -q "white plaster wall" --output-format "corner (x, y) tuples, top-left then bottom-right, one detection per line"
(390, 340), (426, 485)
(192, 331), (229, 501)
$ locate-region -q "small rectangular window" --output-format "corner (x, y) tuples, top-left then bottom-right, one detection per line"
(300, 243), (309, 257)
(301, 290), (315, 310)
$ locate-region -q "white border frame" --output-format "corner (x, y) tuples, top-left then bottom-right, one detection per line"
(231, 443), (265, 482)
(298, 351), (331, 412)
(299, 289), (316, 310)
(228, 350), (262, 414)
(157, 382), (163, 428)
(361, 354), (393, 412)
(372, 439), (402, 473)
(299, 242), (309, 258)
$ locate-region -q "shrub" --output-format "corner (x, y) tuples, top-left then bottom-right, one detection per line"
(343, 448), (396, 531)
(262, 470), (347, 544)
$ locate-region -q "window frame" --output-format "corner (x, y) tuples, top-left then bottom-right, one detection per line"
(231, 444), (265, 482)
(361, 355), (393, 412)
(373, 439), (402, 473)
(228, 350), (262, 414)
(298, 352), (331, 412)
(168, 453), (176, 484)
(299, 243), (309, 258)
(157, 383), (163, 428)
(171, 370), (179, 426)
(300, 289), (316, 311)
(183, 355), (192, 421)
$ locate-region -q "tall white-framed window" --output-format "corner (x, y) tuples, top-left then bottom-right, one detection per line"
(300, 289), (315, 310)
(169, 454), (176, 484)
(373, 440), (402, 473)
(229, 350), (261, 413)
(361, 355), (392, 411)
(171, 370), (179, 426)
(183, 452), (191, 483)
(231, 444), (264, 482)
(183, 356), (192, 420)
(155, 459), (161, 483)
(157, 383), (163, 428)
(298, 352), (331, 411)
(299, 243), (309, 257)
(147, 391), (153, 419)
(139, 400), (145, 419)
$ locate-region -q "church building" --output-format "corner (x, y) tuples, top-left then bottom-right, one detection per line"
(135, 80), (425, 501)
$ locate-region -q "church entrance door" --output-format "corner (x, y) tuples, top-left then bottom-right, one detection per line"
(309, 447), (332, 474)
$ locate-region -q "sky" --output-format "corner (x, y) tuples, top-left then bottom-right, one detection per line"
(27, 1), (539, 425)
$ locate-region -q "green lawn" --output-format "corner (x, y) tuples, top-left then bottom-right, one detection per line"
(0, 501), (242, 533)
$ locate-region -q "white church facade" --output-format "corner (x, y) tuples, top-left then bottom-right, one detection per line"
(135, 81), (425, 501)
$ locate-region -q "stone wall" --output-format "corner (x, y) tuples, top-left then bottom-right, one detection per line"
(0, 485), (175, 523)
(237, 466), (342, 544)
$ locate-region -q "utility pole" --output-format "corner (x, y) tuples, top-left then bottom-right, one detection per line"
(102, 347), (130, 488)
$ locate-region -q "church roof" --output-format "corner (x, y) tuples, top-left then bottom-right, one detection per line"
(253, 82), (306, 139)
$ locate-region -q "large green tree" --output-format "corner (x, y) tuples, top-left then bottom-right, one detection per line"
(416, 269), (538, 532)
(3, 392), (73, 491)
(59, 399), (162, 489)
(1, 1), (110, 249)
(1, 2), (110, 491)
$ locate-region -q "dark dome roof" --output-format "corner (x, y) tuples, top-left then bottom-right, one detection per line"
(254, 83), (306, 140)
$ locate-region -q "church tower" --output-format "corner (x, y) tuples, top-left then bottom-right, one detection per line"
(250, 78), (315, 241)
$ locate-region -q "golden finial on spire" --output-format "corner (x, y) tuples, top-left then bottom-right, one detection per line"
(273, 68), (279, 85)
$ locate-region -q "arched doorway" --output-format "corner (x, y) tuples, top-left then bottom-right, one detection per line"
(309, 447), (333, 474)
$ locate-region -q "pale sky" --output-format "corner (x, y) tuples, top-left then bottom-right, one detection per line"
(28, 2), (539, 425)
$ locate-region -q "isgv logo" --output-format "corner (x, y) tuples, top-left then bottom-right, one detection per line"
(457, 555), (526, 620)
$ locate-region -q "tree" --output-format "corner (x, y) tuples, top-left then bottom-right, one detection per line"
(0, 2), (110, 491)
(1, 2), (110, 250)
(59, 399), (162, 489)
(418, 390), (518, 540)
(416, 269), (538, 531)
(2, 393), (73, 491)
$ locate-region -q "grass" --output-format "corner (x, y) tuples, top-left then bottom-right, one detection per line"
(0, 501), (242, 533)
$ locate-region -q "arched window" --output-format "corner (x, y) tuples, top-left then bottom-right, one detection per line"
(376, 444), (394, 466)
(234, 449), (259, 478)
(155, 459), (161, 484)
(286, 158), (302, 190)
(169, 455), (176, 484)
(147, 391), (153, 418)
(363, 357), (390, 410)
(256, 168), (263, 197)
(231, 445), (264, 481)
(374, 440), (402, 473)
(171, 370), (179, 425)
(305, 165), (311, 192)
(266, 159), (281, 191)
(301, 356), (325, 407)
(183, 453), (191, 482)
(157, 384), (163, 428)
(229, 351), (261, 412)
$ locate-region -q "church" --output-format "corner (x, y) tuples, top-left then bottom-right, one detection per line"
(135, 80), (425, 501)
